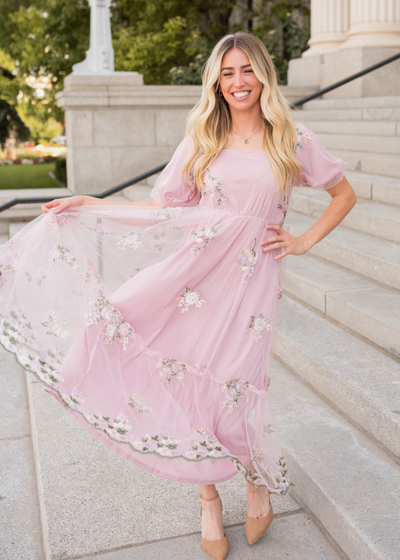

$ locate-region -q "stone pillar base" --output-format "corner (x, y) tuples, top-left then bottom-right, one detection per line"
(55, 73), (202, 195)
(288, 46), (400, 99)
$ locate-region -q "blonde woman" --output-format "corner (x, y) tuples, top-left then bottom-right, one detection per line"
(0, 32), (356, 560)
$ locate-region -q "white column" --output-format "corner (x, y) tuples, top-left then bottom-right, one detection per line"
(303, 0), (349, 57)
(72, 0), (114, 74)
(340, 0), (400, 49)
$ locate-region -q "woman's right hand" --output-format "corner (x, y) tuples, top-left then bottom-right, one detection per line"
(41, 195), (87, 214)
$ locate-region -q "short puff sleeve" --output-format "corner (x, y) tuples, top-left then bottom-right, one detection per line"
(150, 135), (201, 207)
(293, 122), (349, 189)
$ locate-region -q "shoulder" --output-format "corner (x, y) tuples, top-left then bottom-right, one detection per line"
(292, 121), (318, 152)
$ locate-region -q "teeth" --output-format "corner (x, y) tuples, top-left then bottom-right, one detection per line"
(233, 91), (250, 98)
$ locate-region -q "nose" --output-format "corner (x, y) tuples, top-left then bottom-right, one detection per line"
(233, 70), (245, 89)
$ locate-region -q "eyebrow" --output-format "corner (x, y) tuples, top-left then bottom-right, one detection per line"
(221, 64), (252, 71)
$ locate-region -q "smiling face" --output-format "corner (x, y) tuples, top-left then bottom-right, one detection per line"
(219, 47), (263, 111)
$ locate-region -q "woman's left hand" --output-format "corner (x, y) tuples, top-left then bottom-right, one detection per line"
(261, 224), (309, 260)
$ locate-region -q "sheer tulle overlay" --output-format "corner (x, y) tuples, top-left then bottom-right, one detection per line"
(0, 122), (348, 493)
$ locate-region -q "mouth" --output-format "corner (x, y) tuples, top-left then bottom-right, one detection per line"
(231, 90), (251, 99)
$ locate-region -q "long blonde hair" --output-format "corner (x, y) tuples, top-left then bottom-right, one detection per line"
(181, 31), (303, 195)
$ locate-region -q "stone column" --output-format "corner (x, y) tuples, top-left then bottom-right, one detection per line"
(340, 0), (400, 49)
(302, 0), (349, 57)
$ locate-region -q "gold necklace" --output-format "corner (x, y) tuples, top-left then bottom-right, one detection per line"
(231, 123), (263, 144)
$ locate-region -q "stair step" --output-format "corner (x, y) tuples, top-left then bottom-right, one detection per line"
(300, 95), (400, 110)
(318, 133), (400, 156)
(290, 187), (400, 243)
(285, 211), (400, 291)
(326, 149), (400, 179)
(292, 107), (400, 122)
(271, 357), (400, 560)
(275, 296), (400, 458)
(296, 120), (399, 137)
(344, 170), (400, 206)
(283, 253), (400, 358)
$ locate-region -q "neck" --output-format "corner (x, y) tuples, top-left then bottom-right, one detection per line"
(230, 105), (263, 136)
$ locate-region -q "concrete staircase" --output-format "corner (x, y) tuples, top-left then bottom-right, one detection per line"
(1, 95), (400, 559)
(275, 96), (400, 560)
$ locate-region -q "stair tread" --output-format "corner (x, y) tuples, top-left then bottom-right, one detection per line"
(277, 297), (400, 423)
(292, 187), (400, 219)
(286, 211), (400, 266)
(271, 356), (400, 560)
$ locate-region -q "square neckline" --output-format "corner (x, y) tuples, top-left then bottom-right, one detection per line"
(221, 149), (266, 152)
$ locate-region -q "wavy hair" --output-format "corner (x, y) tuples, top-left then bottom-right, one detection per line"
(181, 31), (303, 195)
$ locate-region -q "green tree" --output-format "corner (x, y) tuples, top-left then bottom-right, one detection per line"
(0, 51), (30, 149)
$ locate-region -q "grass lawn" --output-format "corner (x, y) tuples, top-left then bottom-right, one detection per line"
(0, 163), (62, 189)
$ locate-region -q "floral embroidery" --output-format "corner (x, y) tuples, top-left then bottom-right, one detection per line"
(251, 441), (264, 463)
(151, 206), (184, 219)
(263, 423), (274, 435)
(156, 356), (187, 386)
(84, 296), (134, 351)
(0, 238), (24, 278)
(41, 311), (69, 339)
(294, 125), (317, 153)
(116, 231), (143, 252)
(277, 193), (290, 226)
(176, 286), (206, 313)
(202, 170), (229, 207)
(153, 228), (169, 251)
(47, 244), (80, 270)
(264, 372), (271, 391)
(221, 378), (251, 413)
(190, 226), (217, 254)
(0, 306), (66, 386)
(237, 237), (258, 282)
(277, 283), (283, 299)
(128, 393), (153, 413)
(248, 313), (273, 342)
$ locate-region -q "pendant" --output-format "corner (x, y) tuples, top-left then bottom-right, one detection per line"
(244, 139), (248, 144)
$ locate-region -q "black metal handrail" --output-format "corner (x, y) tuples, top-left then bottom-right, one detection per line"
(1, 50), (399, 214)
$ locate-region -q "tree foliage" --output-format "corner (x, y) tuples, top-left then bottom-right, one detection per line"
(0, 0), (309, 134)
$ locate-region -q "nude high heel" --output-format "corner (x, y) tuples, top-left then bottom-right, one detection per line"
(200, 491), (229, 560)
(245, 493), (274, 545)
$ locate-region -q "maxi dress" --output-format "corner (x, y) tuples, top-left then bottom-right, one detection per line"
(0, 122), (348, 494)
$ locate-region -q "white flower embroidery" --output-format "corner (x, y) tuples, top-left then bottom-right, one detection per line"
(251, 441), (265, 463)
(202, 170), (229, 207)
(151, 207), (184, 219)
(41, 310), (69, 339)
(237, 237), (258, 282)
(248, 313), (273, 342)
(220, 378), (251, 414)
(85, 296), (134, 351)
(116, 231), (143, 251)
(277, 283), (283, 299)
(176, 286), (206, 313)
(190, 226), (217, 254)
(156, 356), (187, 386)
(128, 393), (153, 413)
(295, 125), (317, 153)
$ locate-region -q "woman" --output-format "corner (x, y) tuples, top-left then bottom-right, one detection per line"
(0, 32), (356, 560)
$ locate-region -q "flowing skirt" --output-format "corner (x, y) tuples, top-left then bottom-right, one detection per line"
(0, 203), (293, 494)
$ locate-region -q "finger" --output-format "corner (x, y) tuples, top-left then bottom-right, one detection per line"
(275, 249), (290, 260)
(261, 235), (283, 245)
(267, 224), (285, 235)
(263, 242), (285, 252)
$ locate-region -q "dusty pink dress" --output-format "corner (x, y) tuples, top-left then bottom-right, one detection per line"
(0, 122), (347, 493)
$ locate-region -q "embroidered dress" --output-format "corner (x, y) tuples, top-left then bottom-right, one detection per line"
(0, 122), (348, 493)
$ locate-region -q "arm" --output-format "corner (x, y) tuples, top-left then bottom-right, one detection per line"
(262, 176), (357, 259)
